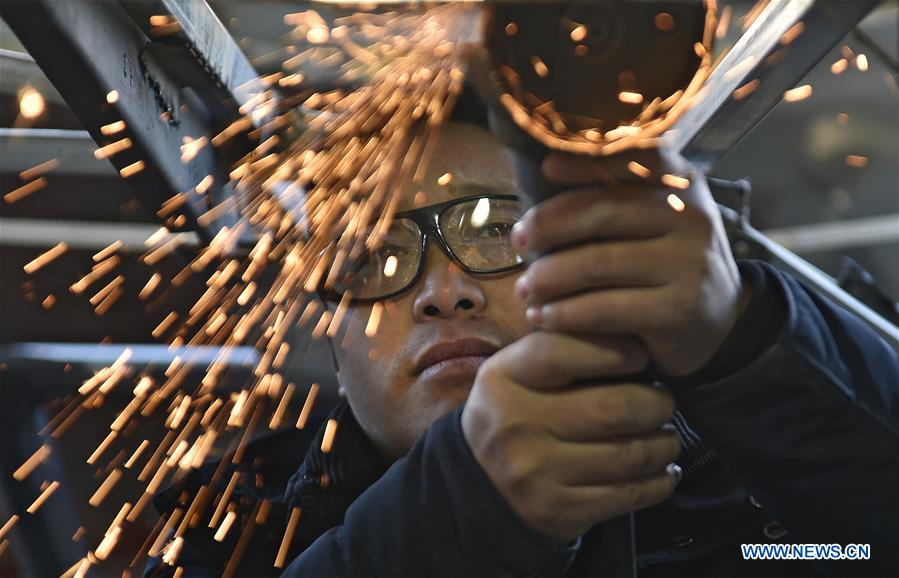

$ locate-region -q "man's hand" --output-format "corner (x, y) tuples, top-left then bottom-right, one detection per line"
(511, 146), (747, 377)
(461, 332), (681, 544)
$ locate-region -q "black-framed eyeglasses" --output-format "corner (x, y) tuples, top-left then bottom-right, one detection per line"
(320, 194), (525, 303)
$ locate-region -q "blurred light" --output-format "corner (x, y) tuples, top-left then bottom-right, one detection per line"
(470, 197), (491, 227)
(383, 255), (398, 278)
(19, 87), (45, 119)
(783, 84), (812, 102)
(666, 194), (686, 212)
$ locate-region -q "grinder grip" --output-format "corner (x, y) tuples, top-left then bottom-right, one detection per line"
(490, 110), (639, 578)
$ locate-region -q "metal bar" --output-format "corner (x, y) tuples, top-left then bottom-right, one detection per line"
(762, 214), (899, 254)
(0, 128), (114, 177)
(0, 49), (65, 106)
(0, 0), (267, 241)
(0, 342), (259, 368)
(672, 0), (881, 167)
(0, 217), (199, 250)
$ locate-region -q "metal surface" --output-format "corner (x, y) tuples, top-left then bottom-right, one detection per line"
(762, 214), (899, 254)
(0, 217), (199, 249)
(0, 128), (114, 177)
(671, 0), (882, 166)
(0, 0), (269, 241)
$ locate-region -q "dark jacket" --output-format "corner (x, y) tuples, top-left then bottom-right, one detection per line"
(145, 261), (899, 577)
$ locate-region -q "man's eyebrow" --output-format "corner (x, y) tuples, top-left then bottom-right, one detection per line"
(445, 181), (519, 197)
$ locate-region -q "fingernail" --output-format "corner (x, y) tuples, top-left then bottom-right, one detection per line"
(511, 222), (528, 249)
(514, 276), (530, 300)
(526, 306), (543, 326)
(667, 463), (683, 485)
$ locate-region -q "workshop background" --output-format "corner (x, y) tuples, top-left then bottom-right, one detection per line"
(0, 1), (896, 577)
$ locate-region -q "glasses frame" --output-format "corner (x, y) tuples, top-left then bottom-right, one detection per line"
(321, 194), (525, 304)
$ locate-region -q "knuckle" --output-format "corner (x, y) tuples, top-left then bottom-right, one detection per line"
(595, 390), (633, 431)
(586, 246), (610, 284)
(619, 343), (650, 374)
(622, 439), (651, 475)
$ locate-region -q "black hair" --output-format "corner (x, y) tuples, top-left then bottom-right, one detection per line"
(448, 82), (491, 131)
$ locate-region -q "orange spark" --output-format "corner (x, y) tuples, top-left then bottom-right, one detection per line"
(667, 194), (686, 212)
(296, 383), (320, 429)
(627, 161), (652, 179)
(26, 481), (60, 514)
(618, 91), (644, 104)
(531, 55), (549, 78)
(661, 173), (691, 190)
(275, 507), (302, 568)
(120, 160), (145, 178)
(570, 25), (587, 42)
(19, 159), (59, 181)
(23, 242), (68, 274)
(845, 155), (868, 168)
(18, 87), (45, 119)
(321, 419), (338, 453)
(783, 85), (812, 102)
(94, 138), (133, 159)
(4, 177), (47, 204)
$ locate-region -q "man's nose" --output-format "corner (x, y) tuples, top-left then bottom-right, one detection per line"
(412, 245), (487, 321)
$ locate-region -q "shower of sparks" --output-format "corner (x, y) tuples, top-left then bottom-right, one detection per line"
(494, 0), (719, 157)
(8, 1), (804, 575)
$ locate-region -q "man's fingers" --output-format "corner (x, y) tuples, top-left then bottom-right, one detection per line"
(520, 239), (671, 305)
(530, 287), (677, 336)
(545, 383), (676, 440)
(563, 465), (682, 523)
(542, 147), (692, 187)
(492, 333), (648, 391)
(513, 185), (676, 255)
(548, 428), (682, 485)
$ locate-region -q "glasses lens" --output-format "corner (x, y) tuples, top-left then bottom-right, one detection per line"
(330, 218), (421, 300)
(440, 197), (524, 272)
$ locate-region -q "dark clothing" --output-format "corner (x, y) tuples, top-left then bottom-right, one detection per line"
(145, 261), (899, 577)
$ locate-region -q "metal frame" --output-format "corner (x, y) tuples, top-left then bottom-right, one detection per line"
(0, 0), (270, 242)
(672, 0), (882, 166)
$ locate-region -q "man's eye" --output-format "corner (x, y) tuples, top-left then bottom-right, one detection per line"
(477, 222), (513, 238)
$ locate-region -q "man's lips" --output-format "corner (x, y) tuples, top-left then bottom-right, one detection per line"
(413, 338), (500, 376)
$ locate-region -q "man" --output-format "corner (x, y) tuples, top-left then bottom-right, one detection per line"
(146, 92), (899, 577)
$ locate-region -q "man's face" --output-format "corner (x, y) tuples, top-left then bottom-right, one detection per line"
(330, 122), (531, 461)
